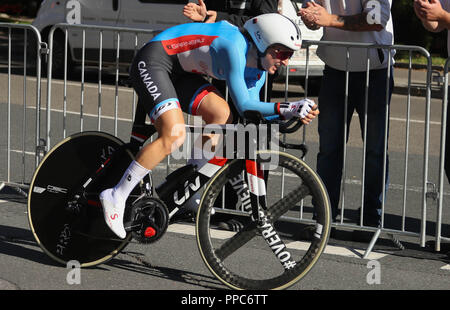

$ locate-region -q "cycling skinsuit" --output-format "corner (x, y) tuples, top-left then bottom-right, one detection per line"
(129, 20), (280, 122)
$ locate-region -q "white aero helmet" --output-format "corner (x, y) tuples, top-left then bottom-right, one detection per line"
(243, 13), (302, 53)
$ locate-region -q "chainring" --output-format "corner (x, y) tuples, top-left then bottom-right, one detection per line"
(127, 197), (169, 244)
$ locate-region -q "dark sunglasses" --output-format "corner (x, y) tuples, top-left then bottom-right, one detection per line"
(272, 48), (294, 60)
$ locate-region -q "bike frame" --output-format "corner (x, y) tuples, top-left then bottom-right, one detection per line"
(80, 120), (270, 225)
(129, 104), (297, 270)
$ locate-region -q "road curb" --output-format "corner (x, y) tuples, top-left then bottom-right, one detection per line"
(393, 85), (443, 99)
(394, 62), (445, 72)
(0, 278), (20, 290)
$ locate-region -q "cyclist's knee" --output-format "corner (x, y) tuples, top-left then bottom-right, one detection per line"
(225, 111), (234, 124)
(160, 126), (186, 155)
(198, 93), (231, 124)
(204, 104), (232, 124)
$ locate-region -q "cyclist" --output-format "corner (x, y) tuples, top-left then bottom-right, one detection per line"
(100, 13), (320, 239)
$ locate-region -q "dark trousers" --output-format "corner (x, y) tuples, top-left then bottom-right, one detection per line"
(316, 65), (394, 222)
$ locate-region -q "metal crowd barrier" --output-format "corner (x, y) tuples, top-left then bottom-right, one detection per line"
(436, 58), (450, 252)
(298, 40), (438, 256)
(44, 23), (160, 150)
(0, 23), (44, 196)
(208, 39), (440, 257)
(1, 23), (448, 257)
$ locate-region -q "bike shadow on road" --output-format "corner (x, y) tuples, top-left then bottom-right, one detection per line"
(0, 222), (226, 289)
(106, 251), (225, 290)
(0, 224), (61, 267)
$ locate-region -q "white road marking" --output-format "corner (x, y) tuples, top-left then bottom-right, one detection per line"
(7, 149), (35, 156)
(9, 92), (440, 126)
(441, 265), (450, 271)
(168, 223), (196, 236)
(19, 76), (134, 93)
(167, 223), (388, 260)
(286, 241), (388, 260)
(25, 105), (134, 122)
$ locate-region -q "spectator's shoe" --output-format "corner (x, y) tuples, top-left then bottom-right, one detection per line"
(352, 207), (381, 243)
(296, 225), (316, 240)
(99, 188), (126, 239)
(295, 224), (336, 240)
(217, 218), (244, 232)
(355, 207), (382, 227)
(351, 230), (377, 243)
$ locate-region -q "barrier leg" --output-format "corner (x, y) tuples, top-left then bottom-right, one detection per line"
(363, 229), (381, 259)
(388, 233), (405, 250)
(0, 182), (28, 199)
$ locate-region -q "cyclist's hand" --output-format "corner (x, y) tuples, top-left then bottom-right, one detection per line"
(300, 102), (319, 124)
(279, 99), (319, 124)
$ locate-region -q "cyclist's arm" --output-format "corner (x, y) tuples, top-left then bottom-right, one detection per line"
(227, 67), (280, 118)
(211, 39), (280, 119)
(247, 71), (281, 120)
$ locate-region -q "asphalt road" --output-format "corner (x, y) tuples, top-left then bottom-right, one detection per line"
(0, 63), (450, 294)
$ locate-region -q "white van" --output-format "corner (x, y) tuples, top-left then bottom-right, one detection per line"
(32, 0), (324, 87)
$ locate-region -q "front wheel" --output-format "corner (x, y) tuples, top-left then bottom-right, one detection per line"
(196, 150), (331, 290)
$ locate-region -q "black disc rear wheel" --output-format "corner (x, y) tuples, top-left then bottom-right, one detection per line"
(28, 132), (135, 267)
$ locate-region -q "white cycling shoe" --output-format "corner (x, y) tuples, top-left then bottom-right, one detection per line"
(99, 188), (127, 239)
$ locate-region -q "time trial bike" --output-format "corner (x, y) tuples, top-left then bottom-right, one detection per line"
(27, 100), (331, 290)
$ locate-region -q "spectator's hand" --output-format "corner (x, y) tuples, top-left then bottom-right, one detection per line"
(299, 14), (320, 30)
(298, 1), (319, 29)
(183, 0), (207, 22)
(414, 0), (445, 21)
(298, 1), (331, 28)
(279, 99), (319, 124)
(413, 0), (427, 20)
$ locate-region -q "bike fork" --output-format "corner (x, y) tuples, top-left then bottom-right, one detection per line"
(245, 159), (297, 271)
